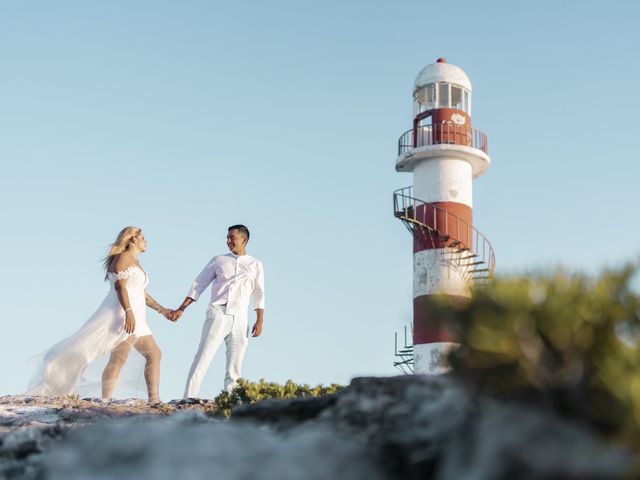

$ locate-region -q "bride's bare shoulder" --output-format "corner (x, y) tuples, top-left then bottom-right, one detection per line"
(108, 253), (136, 274)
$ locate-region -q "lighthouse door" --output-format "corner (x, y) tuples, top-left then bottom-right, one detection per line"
(413, 112), (433, 148)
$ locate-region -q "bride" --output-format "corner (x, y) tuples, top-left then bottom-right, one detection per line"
(26, 227), (174, 403)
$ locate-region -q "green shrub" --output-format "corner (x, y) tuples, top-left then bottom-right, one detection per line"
(427, 264), (640, 447)
(213, 378), (343, 418)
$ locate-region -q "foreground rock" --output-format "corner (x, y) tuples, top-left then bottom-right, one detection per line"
(43, 412), (382, 480)
(1, 376), (632, 479)
(0, 395), (217, 432)
(0, 395), (216, 479)
(235, 376), (631, 479)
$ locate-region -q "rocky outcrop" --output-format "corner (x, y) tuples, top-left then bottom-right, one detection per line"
(0, 395), (216, 479)
(234, 376), (630, 479)
(0, 376), (632, 479)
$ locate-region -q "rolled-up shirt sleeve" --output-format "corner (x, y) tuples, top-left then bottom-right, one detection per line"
(252, 261), (265, 310)
(187, 258), (217, 301)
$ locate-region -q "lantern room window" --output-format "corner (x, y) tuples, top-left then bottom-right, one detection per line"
(424, 84), (435, 109)
(437, 83), (450, 108)
(414, 82), (471, 116)
(451, 86), (464, 110)
(413, 84), (435, 115)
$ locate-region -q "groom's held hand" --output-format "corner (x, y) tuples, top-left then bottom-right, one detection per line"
(171, 298), (193, 323)
(162, 309), (178, 322)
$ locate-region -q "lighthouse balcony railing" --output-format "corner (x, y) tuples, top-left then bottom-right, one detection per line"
(393, 186), (495, 280)
(398, 124), (488, 156)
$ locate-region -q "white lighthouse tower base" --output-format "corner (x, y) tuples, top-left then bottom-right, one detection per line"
(414, 342), (458, 374)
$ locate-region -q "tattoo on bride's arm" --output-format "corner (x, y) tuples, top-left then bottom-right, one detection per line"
(145, 293), (163, 313)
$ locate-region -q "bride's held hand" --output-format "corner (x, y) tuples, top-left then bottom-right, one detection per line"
(124, 310), (136, 334)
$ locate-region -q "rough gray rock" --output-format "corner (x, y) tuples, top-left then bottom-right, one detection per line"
(234, 376), (630, 479)
(0, 376), (633, 480)
(42, 411), (384, 480)
(0, 394), (217, 479)
(0, 424), (63, 480)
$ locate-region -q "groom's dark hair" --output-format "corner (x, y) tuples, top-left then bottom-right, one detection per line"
(228, 224), (250, 241)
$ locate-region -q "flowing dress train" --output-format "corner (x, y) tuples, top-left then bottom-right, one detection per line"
(26, 266), (151, 398)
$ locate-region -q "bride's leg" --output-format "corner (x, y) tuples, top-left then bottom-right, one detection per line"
(102, 337), (134, 399)
(134, 336), (162, 403)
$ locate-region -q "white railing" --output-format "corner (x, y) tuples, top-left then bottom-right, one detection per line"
(398, 123), (488, 156)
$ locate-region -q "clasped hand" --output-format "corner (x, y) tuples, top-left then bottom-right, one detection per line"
(161, 309), (182, 322)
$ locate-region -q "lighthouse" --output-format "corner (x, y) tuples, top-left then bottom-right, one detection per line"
(393, 58), (494, 374)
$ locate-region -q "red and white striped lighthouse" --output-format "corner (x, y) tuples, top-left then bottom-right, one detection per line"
(393, 58), (494, 374)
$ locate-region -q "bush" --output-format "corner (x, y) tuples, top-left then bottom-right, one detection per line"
(427, 264), (640, 447)
(213, 378), (343, 418)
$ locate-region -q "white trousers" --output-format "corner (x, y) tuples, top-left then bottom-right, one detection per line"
(183, 304), (249, 398)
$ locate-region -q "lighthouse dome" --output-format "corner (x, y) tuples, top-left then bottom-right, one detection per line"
(414, 58), (472, 92)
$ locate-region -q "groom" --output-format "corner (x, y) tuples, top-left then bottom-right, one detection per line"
(172, 224), (265, 397)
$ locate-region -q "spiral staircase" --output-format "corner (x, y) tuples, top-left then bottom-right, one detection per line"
(392, 186), (495, 373)
(394, 186), (495, 283)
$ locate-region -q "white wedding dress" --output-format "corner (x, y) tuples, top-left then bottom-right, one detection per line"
(26, 266), (151, 398)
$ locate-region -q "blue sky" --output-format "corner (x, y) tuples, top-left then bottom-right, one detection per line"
(1, 0), (639, 399)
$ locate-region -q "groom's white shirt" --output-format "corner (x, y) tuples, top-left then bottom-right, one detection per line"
(187, 253), (265, 316)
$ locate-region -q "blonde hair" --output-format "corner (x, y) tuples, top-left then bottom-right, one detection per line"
(102, 226), (142, 279)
